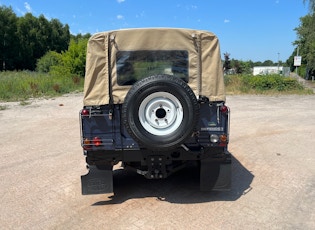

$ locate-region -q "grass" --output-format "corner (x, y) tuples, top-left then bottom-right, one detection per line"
(0, 71), (84, 102)
(0, 71), (313, 103)
(225, 74), (313, 95)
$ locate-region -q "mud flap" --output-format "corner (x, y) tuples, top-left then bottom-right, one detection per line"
(81, 165), (113, 195)
(200, 158), (231, 191)
(212, 163), (231, 191)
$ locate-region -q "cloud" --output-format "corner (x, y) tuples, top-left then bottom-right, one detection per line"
(224, 19), (230, 23)
(24, 2), (32, 12)
(275, 0), (280, 4)
(117, 14), (124, 20)
(117, 0), (125, 3)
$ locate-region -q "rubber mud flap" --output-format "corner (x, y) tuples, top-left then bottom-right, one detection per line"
(212, 163), (231, 191)
(81, 165), (113, 195)
(200, 161), (231, 191)
(200, 160), (220, 191)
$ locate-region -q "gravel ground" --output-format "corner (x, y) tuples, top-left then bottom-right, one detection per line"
(0, 93), (314, 230)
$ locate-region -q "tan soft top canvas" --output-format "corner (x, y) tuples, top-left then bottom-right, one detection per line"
(83, 28), (225, 106)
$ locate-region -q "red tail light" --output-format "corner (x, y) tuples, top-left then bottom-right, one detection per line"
(93, 137), (102, 146)
(81, 109), (89, 116)
(220, 105), (228, 113)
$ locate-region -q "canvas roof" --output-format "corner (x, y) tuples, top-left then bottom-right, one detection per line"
(83, 28), (226, 106)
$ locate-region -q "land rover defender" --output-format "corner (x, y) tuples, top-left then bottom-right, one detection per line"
(80, 28), (231, 195)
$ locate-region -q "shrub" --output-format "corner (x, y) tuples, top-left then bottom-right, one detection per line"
(36, 51), (62, 73)
(243, 74), (304, 91)
(49, 38), (88, 78)
(225, 74), (310, 94)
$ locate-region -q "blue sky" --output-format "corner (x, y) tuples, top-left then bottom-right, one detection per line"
(0, 0), (309, 62)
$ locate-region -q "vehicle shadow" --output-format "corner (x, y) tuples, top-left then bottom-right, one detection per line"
(93, 154), (253, 205)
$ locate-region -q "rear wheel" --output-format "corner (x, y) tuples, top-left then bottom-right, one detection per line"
(122, 75), (199, 150)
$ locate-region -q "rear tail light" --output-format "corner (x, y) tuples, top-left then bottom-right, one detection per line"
(81, 109), (90, 116)
(220, 105), (228, 113)
(82, 137), (102, 149)
(93, 136), (102, 147)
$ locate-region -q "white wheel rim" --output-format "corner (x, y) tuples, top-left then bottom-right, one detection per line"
(139, 92), (184, 136)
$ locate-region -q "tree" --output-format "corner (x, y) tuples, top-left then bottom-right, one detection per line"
(36, 51), (62, 73)
(230, 59), (252, 74)
(304, 0), (315, 12)
(0, 6), (70, 71)
(62, 38), (88, 76)
(71, 33), (92, 42)
(0, 6), (19, 70)
(223, 52), (231, 74)
(16, 13), (38, 70)
(16, 14), (70, 70)
(262, 60), (274, 66)
(50, 37), (89, 77)
(49, 19), (70, 53)
(290, 0), (315, 78)
(292, 13), (315, 78)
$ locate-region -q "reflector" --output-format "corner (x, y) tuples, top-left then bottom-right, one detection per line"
(83, 138), (91, 150)
(220, 134), (227, 142)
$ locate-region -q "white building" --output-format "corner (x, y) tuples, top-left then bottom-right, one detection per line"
(253, 66), (283, 76)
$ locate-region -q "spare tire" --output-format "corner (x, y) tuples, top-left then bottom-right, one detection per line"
(122, 75), (199, 150)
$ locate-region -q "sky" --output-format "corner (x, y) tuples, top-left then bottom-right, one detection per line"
(0, 0), (309, 62)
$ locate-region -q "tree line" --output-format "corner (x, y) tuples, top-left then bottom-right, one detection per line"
(223, 52), (283, 75)
(287, 0), (315, 79)
(0, 6), (70, 71)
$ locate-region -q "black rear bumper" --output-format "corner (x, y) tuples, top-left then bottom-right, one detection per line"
(81, 148), (231, 195)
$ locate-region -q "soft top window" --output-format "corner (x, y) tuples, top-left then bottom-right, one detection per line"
(116, 50), (189, 85)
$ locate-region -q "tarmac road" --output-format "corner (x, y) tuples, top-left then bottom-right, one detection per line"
(0, 93), (314, 230)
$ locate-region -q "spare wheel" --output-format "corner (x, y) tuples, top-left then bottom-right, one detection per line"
(122, 74), (199, 150)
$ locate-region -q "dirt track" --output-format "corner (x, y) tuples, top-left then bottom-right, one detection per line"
(0, 94), (314, 229)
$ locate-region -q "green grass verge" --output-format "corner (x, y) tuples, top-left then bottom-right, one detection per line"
(0, 71), (83, 102)
(0, 72), (313, 103)
(225, 74), (313, 95)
